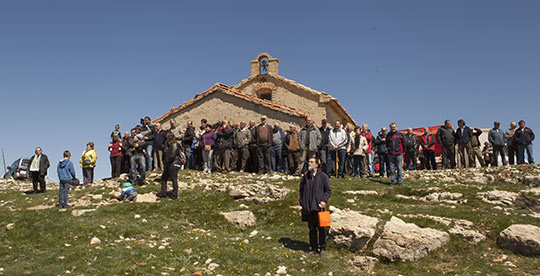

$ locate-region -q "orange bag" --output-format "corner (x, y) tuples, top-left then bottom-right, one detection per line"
(318, 207), (331, 227)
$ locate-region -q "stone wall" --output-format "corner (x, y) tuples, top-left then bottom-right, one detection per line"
(238, 78), (344, 125)
(159, 91), (306, 130)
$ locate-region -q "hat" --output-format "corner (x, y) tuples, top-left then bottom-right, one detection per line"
(121, 182), (132, 189)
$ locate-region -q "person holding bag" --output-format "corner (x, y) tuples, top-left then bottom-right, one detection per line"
(80, 142), (97, 185)
(299, 157), (332, 258)
(156, 132), (182, 200)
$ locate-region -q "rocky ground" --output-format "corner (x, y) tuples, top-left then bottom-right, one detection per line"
(1, 165), (540, 275)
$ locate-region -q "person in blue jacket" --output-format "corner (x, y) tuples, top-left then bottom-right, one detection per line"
(57, 150), (76, 208)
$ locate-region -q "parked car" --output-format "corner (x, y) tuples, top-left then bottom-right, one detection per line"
(3, 158), (31, 180)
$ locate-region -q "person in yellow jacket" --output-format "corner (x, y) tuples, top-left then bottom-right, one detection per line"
(80, 142), (97, 185)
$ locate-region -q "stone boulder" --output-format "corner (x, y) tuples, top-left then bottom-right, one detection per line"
(523, 176), (540, 187)
(349, 256), (378, 274)
(424, 192), (462, 202)
(497, 224), (540, 256)
(220, 211), (256, 230)
(372, 217), (450, 262)
(329, 207), (379, 250)
(476, 190), (519, 206)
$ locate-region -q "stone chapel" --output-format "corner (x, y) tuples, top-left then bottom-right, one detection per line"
(154, 53), (355, 129)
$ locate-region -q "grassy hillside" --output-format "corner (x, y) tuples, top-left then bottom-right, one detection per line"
(1, 167), (539, 275)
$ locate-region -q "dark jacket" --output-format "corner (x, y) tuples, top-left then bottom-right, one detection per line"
(386, 131), (405, 155)
(57, 159), (76, 182)
(248, 126), (257, 147)
(404, 134), (419, 152)
(217, 126), (235, 149)
(374, 133), (387, 154)
(455, 126), (473, 145)
(319, 126), (331, 147)
(28, 154), (50, 175)
(436, 126), (456, 146)
(163, 142), (182, 167)
(299, 170), (331, 219)
(183, 126), (195, 148)
(515, 127), (535, 145)
(153, 130), (167, 149)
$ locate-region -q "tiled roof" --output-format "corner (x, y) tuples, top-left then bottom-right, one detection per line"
(153, 83), (307, 124)
(233, 74), (357, 126)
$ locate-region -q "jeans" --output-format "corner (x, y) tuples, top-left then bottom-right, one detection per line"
(518, 144), (534, 164)
(492, 145), (507, 166)
(83, 167), (94, 184)
(306, 212), (328, 251)
(378, 153), (389, 177)
(58, 180), (70, 206)
(130, 154), (146, 182)
(202, 149), (213, 172)
(388, 154), (403, 184)
(351, 155), (365, 177)
(327, 149), (346, 177)
(184, 146), (193, 169)
(365, 152), (374, 174)
(145, 144), (153, 171)
(271, 145), (283, 172)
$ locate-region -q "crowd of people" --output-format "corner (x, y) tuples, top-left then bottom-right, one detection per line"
(24, 115), (535, 206)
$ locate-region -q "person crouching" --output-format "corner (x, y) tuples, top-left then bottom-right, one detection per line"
(299, 157), (332, 257)
(120, 182), (138, 202)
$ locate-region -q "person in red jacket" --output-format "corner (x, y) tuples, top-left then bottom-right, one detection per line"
(420, 127), (437, 170)
(386, 123), (404, 185)
(108, 135), (123, 178)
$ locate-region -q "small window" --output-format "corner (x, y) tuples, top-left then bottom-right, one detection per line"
(260, 93), (272, 101)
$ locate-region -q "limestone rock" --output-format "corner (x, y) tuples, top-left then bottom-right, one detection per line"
(71, 208), (97, 216)
(449, 226), (486, 244)
(523, 176), (540, 187)
(329, 207), (379, 250)
(220, 211), (256, 230)
(372, 217), (450, 262)
(476, 190), (519, 206)
(497, 224), (540, 256)
(137, 193), (158, 203)
(424, 192), (462, 202)
(343, 190), (379, 196)
(90, 237), (101, 245)
(349, 256), (378, 274)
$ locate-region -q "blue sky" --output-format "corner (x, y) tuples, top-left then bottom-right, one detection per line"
(1, 1), (539, 180)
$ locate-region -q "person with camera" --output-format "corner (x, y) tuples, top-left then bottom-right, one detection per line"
(57, 150), (76, 208)
(79, 142), (97, 185)
(157, 132), (182, 200)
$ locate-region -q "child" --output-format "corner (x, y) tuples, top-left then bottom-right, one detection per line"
(111, 124), (122, 142)
(57, 150), (76, 208)
(120, 182), (137, 202)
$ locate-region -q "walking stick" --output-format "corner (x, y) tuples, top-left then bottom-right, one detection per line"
(335, 149), (339, 178)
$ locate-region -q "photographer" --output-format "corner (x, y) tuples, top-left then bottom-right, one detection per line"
(140, 116), (157, 171)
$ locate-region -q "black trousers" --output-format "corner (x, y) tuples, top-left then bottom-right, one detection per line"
(423, 150), (437, 170)
(508, 145), (518, 165)
(248, 145), (259, 173)
(258, 145), (271, 173)
(110, 156), (122, 178)
(30, 171), (46, 192)
(305, 212), (327, 251)
(160, 163), (179, 199)
(83, 167), (94, 184)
